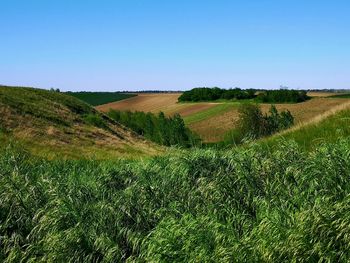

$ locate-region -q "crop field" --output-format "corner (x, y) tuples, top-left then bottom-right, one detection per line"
(97, 92), (350, 142)
(96, 93), (218, 117)
(188, 97), (350, 142)
(306, 91), (342, 97)
(67, 92), (136, 106)
(96, 93), (181, 112)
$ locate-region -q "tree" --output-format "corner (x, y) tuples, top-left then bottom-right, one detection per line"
(237, 103), (266, 140)
(235, 104), (295, 143)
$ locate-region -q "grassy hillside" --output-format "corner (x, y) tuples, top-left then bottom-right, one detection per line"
(260, 101), (350, 150)
(66, 92), (137, 106)
(0, 86), (160, 159)
(1, 139), (350, 262)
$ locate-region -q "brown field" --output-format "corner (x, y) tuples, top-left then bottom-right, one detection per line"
(189, 98), (350, 142)
(307, 91), (341, 97)
(96, 93), (218, 117)
(96, 93), (181, 113)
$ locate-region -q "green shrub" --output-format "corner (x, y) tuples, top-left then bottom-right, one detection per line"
(83, 114), (107, 129)
(234, 104), (294, 143)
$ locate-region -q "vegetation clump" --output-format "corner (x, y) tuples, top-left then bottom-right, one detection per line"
(83, 113), (108, 129)
(108, 110), (200, 147)
(227, 104), (294, 143)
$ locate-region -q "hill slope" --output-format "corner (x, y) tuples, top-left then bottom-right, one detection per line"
(0, 86), (160, 159)
(261, 100), (350, 150)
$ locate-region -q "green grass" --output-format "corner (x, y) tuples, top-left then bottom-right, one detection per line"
(327, 93), (350, 99)
(2, 139), (350, 262)
(66, 92), (137, 106)
(183, 103), (235, 124)
(261, 109), (350, 151)
(0, 86), (94, 126)
(0, 86), (159, 160)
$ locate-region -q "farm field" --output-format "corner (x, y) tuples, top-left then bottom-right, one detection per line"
(188, 97), (350, 142)
(306, 91), (343, 97)
(96, 92), (350, 142)
(66, 92), (136, 106)
(96, 93), (219, 117)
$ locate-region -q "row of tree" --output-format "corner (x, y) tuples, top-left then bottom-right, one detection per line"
(108, 110), (200, 147)
(178, 87), (310, 103)
(178, 87), (256, 102)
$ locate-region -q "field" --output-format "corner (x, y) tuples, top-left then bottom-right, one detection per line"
(97, 92), (350, 142)
(2, 86), (350, 262)
(67, 92), (136, 106)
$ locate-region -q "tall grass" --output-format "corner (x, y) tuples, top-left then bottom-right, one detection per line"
(1, 140), (350, 262)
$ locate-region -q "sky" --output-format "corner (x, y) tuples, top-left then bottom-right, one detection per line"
(1, 0), (349, 91)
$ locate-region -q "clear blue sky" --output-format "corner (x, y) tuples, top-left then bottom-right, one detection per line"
(1, 0), (349, 91)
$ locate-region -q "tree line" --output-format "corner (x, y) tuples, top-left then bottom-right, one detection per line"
(108, 110), (200, 147)
(256, 89), (310, 103)
(178, 87), (310, 103)
(178, 87), (256, 102)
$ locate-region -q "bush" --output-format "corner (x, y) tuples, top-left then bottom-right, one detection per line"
(234, 104), (294, 142)
(83, 113), (108, 129)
